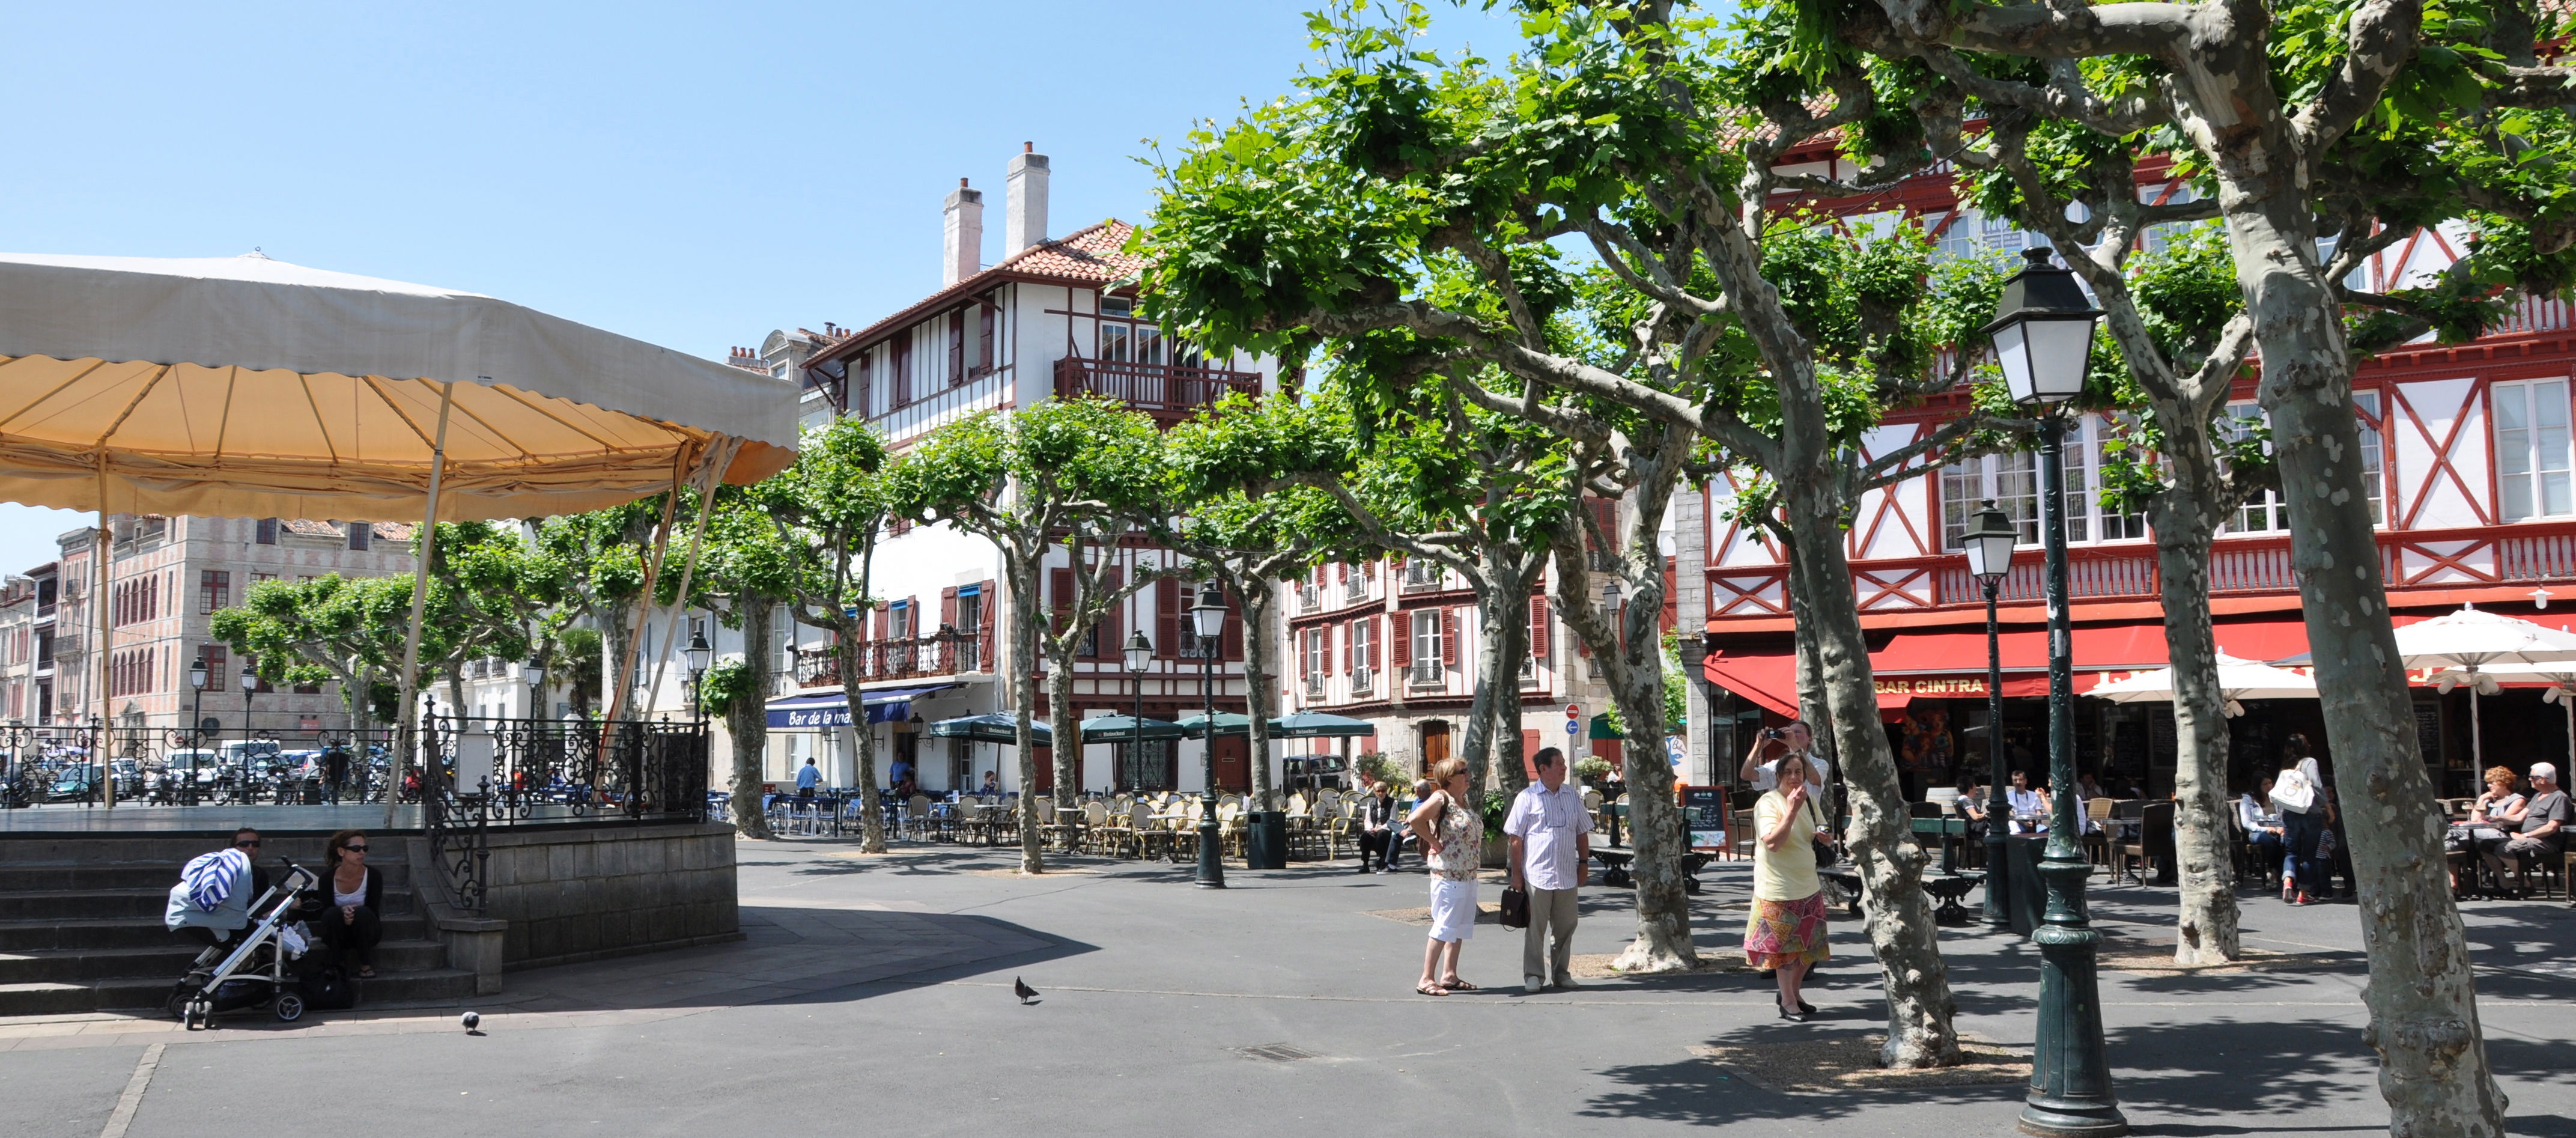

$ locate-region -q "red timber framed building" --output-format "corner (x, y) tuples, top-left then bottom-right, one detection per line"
(1679, 145), (2576, 802)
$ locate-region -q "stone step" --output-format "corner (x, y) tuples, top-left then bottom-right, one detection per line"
(0, 982), (94, 1017)
(82, 967), (481, 1014)
(0, 860), (415, 893)
(0, 886), (422, 923)
(0, 938), (449, 984)
(0, 912), (430, 952)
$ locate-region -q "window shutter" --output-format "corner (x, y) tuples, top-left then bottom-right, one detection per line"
(872, 604), (887, 641)
(1221, 588), (1244, 660)
(1341, 621), (1352, 672)
(1049, 568), (1074, 636)
(1662, 561), (1679, 631)
(1390, 612), (1411, 667)
(1530, 596), (1549, 658)
(1522, 729), (1543, 779)
(1588, 497), (1618, 552)
(1155, 577), (1180, 659)
(892, 336), (913, 406)
(1441, 607), (1458, 668)
(979, 578), (997, 666)
(1096, 568), (1124, 660)
(941, 586), (959, 631)
(979, 303), (997, 373)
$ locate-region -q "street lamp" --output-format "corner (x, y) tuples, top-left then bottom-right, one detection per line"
(684, 626), (714, 720)
(1123, 629), (1153, 795)
(186, 656), (208, 805)
(1984, 246), (2122, 1138)
(238, 662), (258, 756)
(521, 660), (545, 722)
(1963, 500), (2017, 916)
(1189, 580), (1229, 889)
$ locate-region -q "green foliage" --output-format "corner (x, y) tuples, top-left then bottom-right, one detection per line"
(697, 657), (755, 717)
(1355, 750), (1406, 788)
(1573, 756), (1615, 782)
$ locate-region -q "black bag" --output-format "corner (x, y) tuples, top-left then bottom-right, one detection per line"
(1498, 885), (1530, 929)
(299, 962), (355, 1011)
(1806, 797), (1839, 868)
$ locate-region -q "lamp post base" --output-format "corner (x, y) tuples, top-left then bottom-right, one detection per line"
(1982, 833), (2012, 929)
(2020, 853), (2126, 1138)
(1195, 791), (1226, 889)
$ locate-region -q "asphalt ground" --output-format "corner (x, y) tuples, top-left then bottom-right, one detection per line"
(5, 841), (2572, 1137)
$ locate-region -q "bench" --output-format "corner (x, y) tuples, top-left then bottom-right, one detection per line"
(1591, 848), (1713, 893)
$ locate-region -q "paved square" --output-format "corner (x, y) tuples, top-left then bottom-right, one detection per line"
(5, 842), (2572, 1137)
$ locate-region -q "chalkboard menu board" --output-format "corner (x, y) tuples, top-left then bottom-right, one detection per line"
(1681, 785), (1729, 851)
(2414, 701), (2445, 768)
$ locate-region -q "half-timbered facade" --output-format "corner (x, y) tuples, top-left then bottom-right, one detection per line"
(1680, 148), (2576, 800)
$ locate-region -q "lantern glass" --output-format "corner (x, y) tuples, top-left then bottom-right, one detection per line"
(188, 659), (207, 690)
(1994, 315), (2097, 406)
(1123, 630), (1153, 671)
(1963, 500), (2020, 582)
(1189, 583), (1228, 639)
(522, 662), (545, 690)
(684, 628), (713, 675)
(238, 665), (257, 692)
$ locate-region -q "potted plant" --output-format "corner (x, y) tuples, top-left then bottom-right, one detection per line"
(1574, 757), (1615, 786)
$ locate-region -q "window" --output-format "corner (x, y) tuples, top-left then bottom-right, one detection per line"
(1302, 628), (1327, 683)
(2061, 416), (2150, 542)
(1942, 449), (2040, 547)
(348, 522), (371, 552)
(1410, 609), (1443, 683)
(1936, 208), (2035, 263)
(255, 518), (278, 544)
(199, 570), (230, 614)
(2222, 404), (2288, 532)
(2355, 391), (2387, 526)
(2496, 379), (2574, 522)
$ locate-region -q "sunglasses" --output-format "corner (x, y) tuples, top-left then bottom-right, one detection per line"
(233, 839), (261, 848)
(343, 845), (369, 853)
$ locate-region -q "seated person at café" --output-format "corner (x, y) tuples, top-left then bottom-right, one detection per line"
(1955, 776), (1989, 843)
(2005, 770), (2048, 833)
(977, 771), (1002, 796)
(2483, 763), (2568, 884)
(2239, 776), (2285, 864)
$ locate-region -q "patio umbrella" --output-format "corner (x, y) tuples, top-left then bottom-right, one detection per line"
(2424, 662), (2576, 780)
(2282, 604), (2576, 771)
(0, 251), (799, 818)
(2088, 654), (2319, 717)
(1079, 714), (1186, 743)
(1266, 711), (1377, 738)
(928, 714), (1052, 746)
(1173, 712), (1252, 738)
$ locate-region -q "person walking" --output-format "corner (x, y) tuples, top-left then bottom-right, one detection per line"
(1356, 777), (1403, 872)
(796, 757), (821, 801)
(321, 742), (350, 806)
(1505, 747), (1593, 995)
(1747, 756), (1828, 1021)
(1409, 759), (1481, 996)
(2271, 738), (2331, 905)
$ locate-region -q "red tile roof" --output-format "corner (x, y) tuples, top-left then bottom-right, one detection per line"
(816, 221), (1143, 365)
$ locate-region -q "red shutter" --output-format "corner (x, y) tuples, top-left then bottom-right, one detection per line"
(892, 336), (913, 406)
(1049, 568), (1074, 636)
(1588, 497), (1619, 551)
(1097, 568), (1124, 660)
(1522, 729), (1543, 780)
(1221, 588), (1244, 661)
(979, 579), (997, 668)
(1156, 577), (1180, 659)
(941, 586), (959, 631)
(1530, 596), (1549, 658)
(1440, 607), (1458, 668)
(1391, 612), (1411, 667)
(979, 303), (997, 373)
(1341, 621), (1352, 673)
(947, 310), (966, 386)
(1368, 617), (1381, 669)
(872, 604), (888, 641)
(1662, 559), (1679, 632)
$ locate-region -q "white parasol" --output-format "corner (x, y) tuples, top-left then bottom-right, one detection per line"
(2088, 653), (2318, 717)
(2283, 604), (2576, 772)
(0, 251), (800, 818)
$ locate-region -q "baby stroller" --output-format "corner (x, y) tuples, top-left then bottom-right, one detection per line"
(166, 859), (321, 1029)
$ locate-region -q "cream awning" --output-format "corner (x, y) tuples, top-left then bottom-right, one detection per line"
(0, 251), (797, 520)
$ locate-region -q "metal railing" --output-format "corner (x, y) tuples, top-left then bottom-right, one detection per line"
(418, 714), (710, 914)
(793, 628), (989, 688)
(1298, 585), (1321, 612)
(1344, 575), (1371, 603)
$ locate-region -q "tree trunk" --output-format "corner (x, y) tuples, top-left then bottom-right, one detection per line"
(1007, 556), (1046, 874)
(837, 625), (887, 853)
(1460, 579), (1507, 806)
(1779, 479), (1963, 1069)
(1046, 637), (1081, 811)
(1237, 576), (1280, 812)
(1484, 564), (1535, 796)
(2149, 437), (2243, 964)
(728, 598), (776, 840)
(2232, 208), (2505, 1136)
(600, 598), (634, 723)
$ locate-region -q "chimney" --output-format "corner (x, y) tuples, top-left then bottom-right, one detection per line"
(1005, 142), (1050, 254)
(943, 177), (983, 287)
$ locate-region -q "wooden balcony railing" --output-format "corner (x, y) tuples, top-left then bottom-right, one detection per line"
(1052, 357), (1262, 424)
(792, 630), (989, 689)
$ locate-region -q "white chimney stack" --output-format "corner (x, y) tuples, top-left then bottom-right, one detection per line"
(1005, 142), (1050, 254)
(943, 177), (983, 287)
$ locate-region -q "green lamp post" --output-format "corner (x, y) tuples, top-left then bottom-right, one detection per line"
(1983, 246), (2125, 1138)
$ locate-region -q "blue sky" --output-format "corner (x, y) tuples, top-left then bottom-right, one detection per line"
(0, 1), (1517, 571)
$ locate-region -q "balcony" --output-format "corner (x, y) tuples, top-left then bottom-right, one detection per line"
(1297, 585), (1322, 613)
(1350, 666), (1375, 697)
(1053, 356), (1262, 426)
(792, 630), (988, 688)
(1400, 562), (1444, 594)
(1343, 575), (1371, 603)
(1304, 672), (1326, 699)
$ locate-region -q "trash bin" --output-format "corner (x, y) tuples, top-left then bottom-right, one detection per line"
(1245, 810), (1289, 869)
(299, 779), (323, 805)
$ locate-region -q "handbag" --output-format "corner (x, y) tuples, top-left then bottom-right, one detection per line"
(2271, 767), (2316, 814)
(1805, 797), (1839, 868)
(1499, 885), (1531, 929)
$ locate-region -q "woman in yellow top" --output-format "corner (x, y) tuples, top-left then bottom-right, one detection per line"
(1747, 756), (1828, 1021)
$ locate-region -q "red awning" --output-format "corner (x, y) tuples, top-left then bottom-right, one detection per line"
(1704, 617), (2315, 717)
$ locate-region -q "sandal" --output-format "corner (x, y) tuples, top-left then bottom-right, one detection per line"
(1441, 978), (1478, 991)
(1415, 981), (1448, 996)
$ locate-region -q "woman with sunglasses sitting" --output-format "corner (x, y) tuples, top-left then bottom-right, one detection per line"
(317, 830), (384, 978)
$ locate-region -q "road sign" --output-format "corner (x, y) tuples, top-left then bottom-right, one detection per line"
(1564, 719), (1581, 734)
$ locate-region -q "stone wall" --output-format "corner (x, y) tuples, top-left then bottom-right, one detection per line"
(478, 821), (740, 970)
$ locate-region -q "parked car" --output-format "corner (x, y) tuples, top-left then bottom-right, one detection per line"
(46, 764), (100, 803)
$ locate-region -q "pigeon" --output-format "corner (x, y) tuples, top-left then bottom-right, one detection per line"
(1012, 978), (1039, 1005)
(461, 1011), (484, 1035)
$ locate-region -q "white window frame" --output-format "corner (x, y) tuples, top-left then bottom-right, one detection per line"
(1410, 610), (1443, 684)
(2494, 378), (2574, 522)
